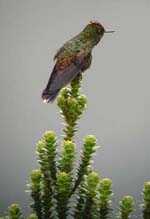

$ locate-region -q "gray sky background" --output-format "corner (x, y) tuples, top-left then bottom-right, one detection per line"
(0, 0), (150, 216)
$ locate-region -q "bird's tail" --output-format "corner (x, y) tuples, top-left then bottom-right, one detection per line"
(42, 88), (60, 103)
(42, 66), (60, 103)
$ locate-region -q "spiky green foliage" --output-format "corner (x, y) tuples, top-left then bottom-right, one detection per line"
(8, 204), (22, 219)
(57, 172), (72, 219)
(2, 74), (150, 219)
(59, 140), (76, 176)
(27, 214), (38, 219)
(72, 135), (97, 194)
(29, 169), (42, 219)
(38, 131), (57, 181)
(142, 181), (150, 219)
(74, 182), (88, 219)
(36, 131), (58, 219)
(83, 172), (100, 219)
(118, 196), (134, 219)
(99, 178), (113, 219)
(57, 74), (87, 141)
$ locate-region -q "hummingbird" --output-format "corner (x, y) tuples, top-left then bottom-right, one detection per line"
(42, 20), (114, 103)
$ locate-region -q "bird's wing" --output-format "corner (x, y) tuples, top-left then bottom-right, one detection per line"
(49, 50), (90, 91)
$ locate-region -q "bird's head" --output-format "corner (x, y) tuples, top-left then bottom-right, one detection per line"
(83, 20), (114, 46)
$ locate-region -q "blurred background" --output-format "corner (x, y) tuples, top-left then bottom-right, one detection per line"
(0, 0), (150, 216)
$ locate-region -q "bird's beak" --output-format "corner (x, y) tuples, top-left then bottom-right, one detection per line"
(104, 30), (115, 33)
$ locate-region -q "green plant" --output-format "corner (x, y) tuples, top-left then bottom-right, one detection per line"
(118, 196), (134, 219)
(1, 74), (150, 219)
(142, 181), (150, 219)
(28, 74), (113, 219)
(8, 204), (22, 219)
(99, 178), (113, 219)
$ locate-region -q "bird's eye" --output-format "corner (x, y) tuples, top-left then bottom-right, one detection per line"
(97, 29), (102, 34)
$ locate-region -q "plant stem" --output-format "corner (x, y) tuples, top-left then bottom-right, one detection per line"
(57, 74), (87, 141)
